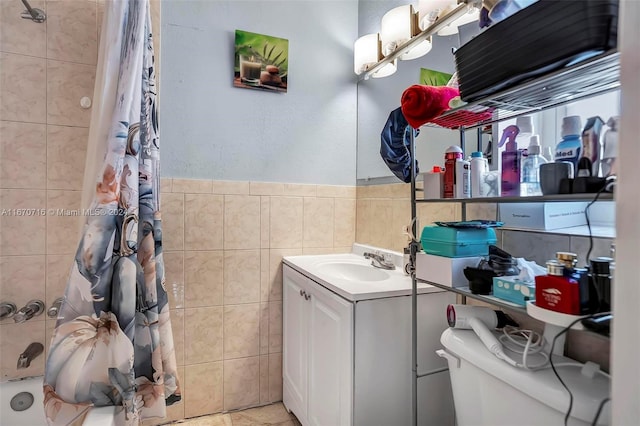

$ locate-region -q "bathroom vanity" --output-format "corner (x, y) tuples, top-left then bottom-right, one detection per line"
(282, 248), (456, 426)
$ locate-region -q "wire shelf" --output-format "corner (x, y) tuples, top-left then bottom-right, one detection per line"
(428, 50), (620, 130)
(416, 193), (614, 203)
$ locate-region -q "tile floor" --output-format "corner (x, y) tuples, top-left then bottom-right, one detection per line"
(171, 403), (301, 426)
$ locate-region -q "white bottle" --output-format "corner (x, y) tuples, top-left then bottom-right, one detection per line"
(470, 151), (489, 197)
(599, 116), (619, 177)
(515, 115), (534, 146)
(520, 135), (547, 196)
(455, 158), (470, 198)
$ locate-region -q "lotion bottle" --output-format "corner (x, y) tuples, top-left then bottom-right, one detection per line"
(499, 125), (521, 197)
(470, 151), (489, 197)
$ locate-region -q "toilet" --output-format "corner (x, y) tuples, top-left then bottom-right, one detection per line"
(437, 328), (611, 426)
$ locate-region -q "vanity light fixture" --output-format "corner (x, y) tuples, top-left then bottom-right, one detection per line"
(354, 33), (398, 79)
(380, 5), (432, 60)
(419, 0), (480, 36)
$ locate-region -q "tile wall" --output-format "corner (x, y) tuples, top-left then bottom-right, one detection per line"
(1, 0), (102, 383)
(356, 183), (614, 371)
(154, 179), (356, 423)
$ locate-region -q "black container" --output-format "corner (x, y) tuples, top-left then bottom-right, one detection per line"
(455, 0), (619, 102)
(590, 257), (613, 312)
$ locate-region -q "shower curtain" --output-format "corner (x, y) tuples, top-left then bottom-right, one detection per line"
(43, 1), (180, 425)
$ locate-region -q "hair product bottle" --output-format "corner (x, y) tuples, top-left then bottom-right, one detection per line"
(444, 146), (463, 198)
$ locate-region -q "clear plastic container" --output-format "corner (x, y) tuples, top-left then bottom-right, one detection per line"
(520, 135), (547, 196)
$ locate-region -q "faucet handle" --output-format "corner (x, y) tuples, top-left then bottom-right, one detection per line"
(47, 297), (64, 318)
(0, 302), (17, 320)
(13, 300), (45, 323)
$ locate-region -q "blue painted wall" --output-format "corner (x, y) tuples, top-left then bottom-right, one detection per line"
(160, 0), (359, 185)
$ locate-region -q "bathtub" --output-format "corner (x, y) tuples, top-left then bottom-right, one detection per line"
(0, 377), (115, 426)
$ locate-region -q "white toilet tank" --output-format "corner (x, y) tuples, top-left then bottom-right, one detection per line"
(438, 328), (611, 426)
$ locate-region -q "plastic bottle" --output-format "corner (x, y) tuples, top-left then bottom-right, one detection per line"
(470, 151), (489, 197)
(577, 116), (605, 177)
(520, 135), (547, 196)
(455, 158), (470, 198)
(554, 115), (583, 167)
(515, 115), (534, 147)
(599, 116), (619, 177)
(443, 146), (463, 198)
(423, 166), (444, 199)
(499, 125), (521, 197)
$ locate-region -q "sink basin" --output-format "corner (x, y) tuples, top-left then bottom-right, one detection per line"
(317, 262), (390, 282)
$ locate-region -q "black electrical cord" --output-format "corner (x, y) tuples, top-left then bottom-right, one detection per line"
(549, 312), (611, 426)
(591, 397), (611, 426)
(584, 185), (608, 266)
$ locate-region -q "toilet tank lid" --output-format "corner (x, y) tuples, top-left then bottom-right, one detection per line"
(440, 328), (611, 425)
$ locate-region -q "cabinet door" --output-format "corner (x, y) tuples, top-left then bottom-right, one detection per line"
(283, 266), (309, 421)
(307, 282), (353, 426)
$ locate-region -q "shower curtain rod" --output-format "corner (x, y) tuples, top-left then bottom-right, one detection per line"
(21, 0), (46, 23)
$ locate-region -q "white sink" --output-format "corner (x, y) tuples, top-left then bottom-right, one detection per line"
(283, 248), (441, 301)
(317, 261), (390, 282)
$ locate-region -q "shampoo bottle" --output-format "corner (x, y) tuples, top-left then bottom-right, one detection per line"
(499, 125), (521, 197)
(554, 115), (583, 167)
(520, 135), (547, 196)
(470, 151), (489, 197)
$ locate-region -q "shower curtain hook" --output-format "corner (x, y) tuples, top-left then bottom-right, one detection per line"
(20, 0), (46, 23)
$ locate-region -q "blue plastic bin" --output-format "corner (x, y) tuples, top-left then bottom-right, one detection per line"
(420, 226), (497, 258)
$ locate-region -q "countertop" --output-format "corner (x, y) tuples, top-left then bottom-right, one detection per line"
(283, 247), (444, 302)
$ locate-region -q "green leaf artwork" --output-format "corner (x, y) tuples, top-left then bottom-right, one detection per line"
(420, 68), (452, 86)
(235, 29), (289, 93)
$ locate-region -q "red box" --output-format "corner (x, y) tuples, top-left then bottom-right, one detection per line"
(534, 275), (581, 315)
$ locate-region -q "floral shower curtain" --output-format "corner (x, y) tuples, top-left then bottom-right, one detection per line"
(43, 1), (180, 425)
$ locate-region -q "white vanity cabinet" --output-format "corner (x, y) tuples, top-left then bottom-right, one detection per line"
(283, 264), (353, 426)
(283, 262), (456, 426)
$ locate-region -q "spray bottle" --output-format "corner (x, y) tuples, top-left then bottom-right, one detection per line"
(499, 125), (521, 197)
(520, 135), (547, 196)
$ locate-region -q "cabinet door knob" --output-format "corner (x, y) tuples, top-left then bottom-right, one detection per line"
(300, 289), (305, 297)
(304, 293), (311, 301)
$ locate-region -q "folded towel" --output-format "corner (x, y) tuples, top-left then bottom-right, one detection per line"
(400, 85), (460, 128)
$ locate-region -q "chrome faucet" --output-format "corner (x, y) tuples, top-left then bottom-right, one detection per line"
(47, 297), (64, 318)
(0, 302), (17, 320)
(13, 300), (45, 323)
(17, 342), (44, 369)
(363, 251), (396, 270)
